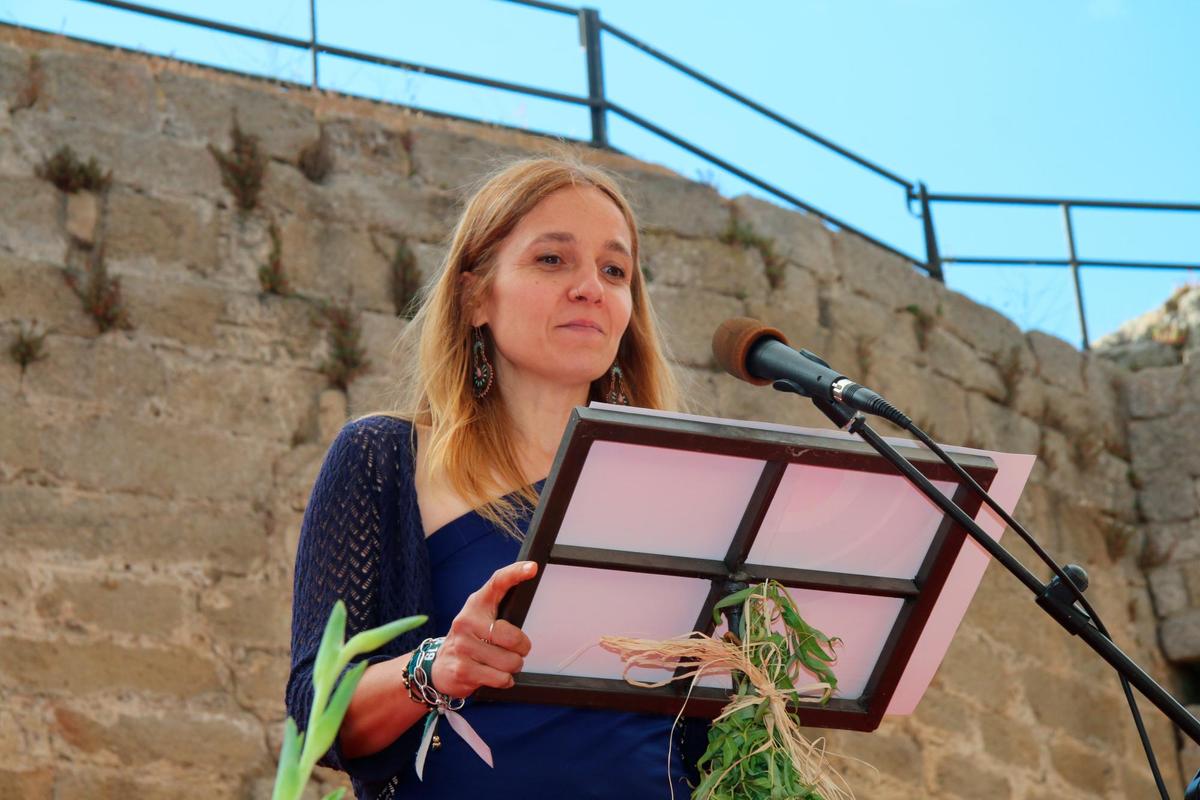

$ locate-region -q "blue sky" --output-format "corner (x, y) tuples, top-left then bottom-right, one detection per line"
(4, 0), (1198, 348)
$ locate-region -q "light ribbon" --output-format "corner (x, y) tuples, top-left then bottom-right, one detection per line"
(414, 706), (494, 780)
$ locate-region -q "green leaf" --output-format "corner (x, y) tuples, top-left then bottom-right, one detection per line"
(271, 718), (303, 800)
(307, 661), (368, 762)
(339, 614), (427, 671)
(711, 586), (754, 623)
(320, 790), (347, 800)
(312, 600), (347, 703)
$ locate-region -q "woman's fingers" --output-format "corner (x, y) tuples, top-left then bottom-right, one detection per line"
(486, 618), (531, 657)
(465, 561), (539, 619)
(433, 654), (516, 696)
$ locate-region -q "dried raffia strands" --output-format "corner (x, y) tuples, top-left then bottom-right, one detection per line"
(600, 581), (857, 800)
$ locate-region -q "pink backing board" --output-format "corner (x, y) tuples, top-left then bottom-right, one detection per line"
(518, 404), (1034, 714)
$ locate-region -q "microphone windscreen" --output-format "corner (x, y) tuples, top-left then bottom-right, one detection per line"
(711, 317), (789, 386)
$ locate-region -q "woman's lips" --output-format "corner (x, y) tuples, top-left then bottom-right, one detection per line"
(559, 321), (604, 334)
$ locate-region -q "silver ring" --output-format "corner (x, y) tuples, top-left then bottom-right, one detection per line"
(484, 620), (496, 645)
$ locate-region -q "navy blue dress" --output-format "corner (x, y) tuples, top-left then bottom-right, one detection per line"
(286, 415), (704, 799)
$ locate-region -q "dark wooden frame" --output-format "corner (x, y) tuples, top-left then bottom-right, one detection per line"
(476, 406), (997, 733)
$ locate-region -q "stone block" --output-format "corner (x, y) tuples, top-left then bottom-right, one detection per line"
(117, 273), (224, 349)
(0, 42), (29, 111)
(622, 170), (729, 239)
(0, 768), (52, 800)
(938, 632), (1014, 714)
(104, 187), (220, 277)
(1027, 330), (1086, 394)
(14, 112), (223, 200)
(1096, 339), (1181, 371)
(408, 126), (532, 191)
(731, 194), (836, 281)
(232, 649), (290, 719)
(0, 483), (269, 572)
(14, 408), (283, 503)
(934, 753), (1013, 799)
(641, 232), (769, 298)
(1138, 468), (1200, 523)
(833, 230), (937, 313)
(64, 190), (98, 246)
(316, 173), (459, 241)
(0, 562), (30, 613)
(1049, 735), (1114, 796)
(1021, 667), (1123, 749)
(938, 287), (1024, 362)
(158, 71), (318, 161)
(0, 176), (66, 263)
(36, 573), (186, 639)
(216, 291), (326, 364)
(322, 115), (414, 178)
(52, 705), (268, 770)
(318, 387), (350, 448)
(51, 769), (236, 800)
(1039, 382), (1097, 442)
(817, 285), (896, 344)
(38, 50), (156, 131)
(0, 637), (222, 697)
(647, 285), (744, 368)
(869, 358), (971, 445)
(199, 576), (291, 649)
(161, 358), (323, 445)
(964, 393), (1042, 454)
(1125, 364), (1184, 420)
(979, 711), (1042, 769)
(927, 328), (1006, 401)
(1161, 607), (1200, 662)
(21, 334), (169, 414)
(1129, 410), (1200, 477)
(744, 265), (822, 348)
(278, 218), (393, 315)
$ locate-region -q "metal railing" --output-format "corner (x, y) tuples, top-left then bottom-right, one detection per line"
(18, 0), (1200, 349)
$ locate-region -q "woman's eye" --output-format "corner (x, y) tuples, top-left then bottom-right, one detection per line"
(537, 254), (563, 266)
(603, 264), (628, 280)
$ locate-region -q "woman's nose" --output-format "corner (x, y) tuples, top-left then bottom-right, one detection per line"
(569, 264), (605, 303)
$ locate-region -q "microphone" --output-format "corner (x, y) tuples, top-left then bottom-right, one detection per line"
(712, 317), (912, 428)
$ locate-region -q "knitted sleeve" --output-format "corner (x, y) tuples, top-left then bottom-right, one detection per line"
(286, 418), (387, 772)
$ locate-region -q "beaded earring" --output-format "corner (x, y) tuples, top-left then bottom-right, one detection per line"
(471, 327), (494, 399)
(606, 362), (630, 406)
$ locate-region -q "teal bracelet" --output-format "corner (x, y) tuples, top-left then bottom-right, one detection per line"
(404, 637), (465, 711)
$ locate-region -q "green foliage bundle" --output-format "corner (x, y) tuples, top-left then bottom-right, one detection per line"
(272, 601), (426, 800)
(390, 238), (421, 319)
(694, 582), (846, 800)
(37, 145), (112, 193)
(63, 247), (132, 333)
(10, 320), (48, 372)
(313, 301), (369, 391)
(209, 118), (267, 211)
(259, 222), (291, 296)
(719, 216), (785, 289)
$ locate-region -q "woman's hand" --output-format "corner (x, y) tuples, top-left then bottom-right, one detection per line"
(431, 561), (538, 698)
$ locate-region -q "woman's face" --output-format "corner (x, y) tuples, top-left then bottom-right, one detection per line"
(472, 185), (635, 395)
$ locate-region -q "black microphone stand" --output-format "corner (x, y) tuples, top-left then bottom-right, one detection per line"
(770, 378), (1200, 798)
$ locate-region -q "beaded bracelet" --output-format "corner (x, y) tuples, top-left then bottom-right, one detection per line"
(402, 637), (466, 712)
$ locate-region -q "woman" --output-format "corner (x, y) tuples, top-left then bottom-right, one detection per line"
(286, 155), (702, 799)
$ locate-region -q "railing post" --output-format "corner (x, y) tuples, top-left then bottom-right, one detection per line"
(578, 7), (608, 149)
(918, 182), (945, 283)
(309, 0), (319, 90)
(1061, 203), (1090, 350)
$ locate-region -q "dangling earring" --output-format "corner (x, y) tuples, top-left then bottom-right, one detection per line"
(606, 362), (629, 406)
(471, 327), (494, 399)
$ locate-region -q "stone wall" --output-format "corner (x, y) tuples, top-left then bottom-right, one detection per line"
(0, 24), (1189, 798)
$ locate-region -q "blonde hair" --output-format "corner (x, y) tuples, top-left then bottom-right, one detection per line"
(374, 154), (679, 535)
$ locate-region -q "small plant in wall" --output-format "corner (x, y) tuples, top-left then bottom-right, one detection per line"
(719, 213), (786, 290)
(312, 300), (369, 391)
(36, 145), (112, 193)
(298, 126), (335, 184)
(63, 246), (132, 333)
(209, 117), (267, 212)
(390, 237), (422, 319)
(259, 221), (291, 296)
(9, 320), (48, 374)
